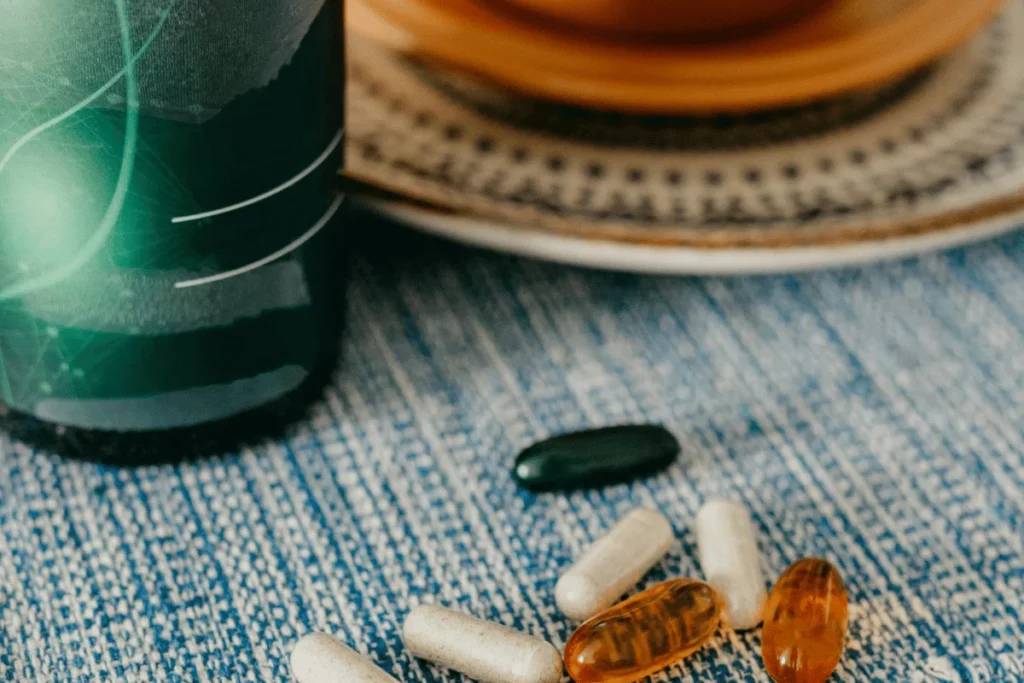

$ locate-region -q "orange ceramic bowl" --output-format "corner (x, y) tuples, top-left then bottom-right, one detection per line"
(498, 0), (829, 38)
(354, 0), (1007, 112)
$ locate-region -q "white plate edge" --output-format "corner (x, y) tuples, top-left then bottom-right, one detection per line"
(365, 198), (1024, 275)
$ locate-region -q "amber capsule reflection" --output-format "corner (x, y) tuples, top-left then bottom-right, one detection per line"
(564, 578), (723, 683)
(761, 558), (848, 683)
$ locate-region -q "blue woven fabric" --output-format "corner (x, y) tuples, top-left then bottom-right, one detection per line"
(3, 219), (1024, 682)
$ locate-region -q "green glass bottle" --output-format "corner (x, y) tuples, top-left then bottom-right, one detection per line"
(0, 0), (346, 461)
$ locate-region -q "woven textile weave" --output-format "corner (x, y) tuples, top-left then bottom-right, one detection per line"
(2, 215), (1024, 681)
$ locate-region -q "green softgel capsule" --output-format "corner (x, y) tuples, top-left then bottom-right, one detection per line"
(513, 425), (680, 492)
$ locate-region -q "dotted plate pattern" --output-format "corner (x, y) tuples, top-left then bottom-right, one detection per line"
(347, 1), (1024, 249)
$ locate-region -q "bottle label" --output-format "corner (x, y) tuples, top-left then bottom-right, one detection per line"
(0, 0), (345, 430)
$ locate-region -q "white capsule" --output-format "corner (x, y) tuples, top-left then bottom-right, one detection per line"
(403, 604), (563, 683)
(695, 498), (767, 630)
(555, 507), (674, 621)
(290, 632), (399, 683)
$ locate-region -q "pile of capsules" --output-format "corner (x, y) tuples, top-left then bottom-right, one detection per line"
(291, 427), (849, 683)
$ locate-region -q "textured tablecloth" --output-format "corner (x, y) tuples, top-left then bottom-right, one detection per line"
(2, 212), (1024, 682)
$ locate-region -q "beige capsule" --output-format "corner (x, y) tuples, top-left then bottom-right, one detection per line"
(556, 508), (674, 621)
(404, 604), (563, 683)
(291, 632), (399, 683)
(695, 499), (767, 630)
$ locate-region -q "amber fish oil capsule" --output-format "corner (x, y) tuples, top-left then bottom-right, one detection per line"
(695, 498), (767, 630)
(291, 632), (399, 683)
(556, 507), (674, 620)
(403, 604), (563, 683)
(564, 578), (723, 683)
(761, 558), (849, 683)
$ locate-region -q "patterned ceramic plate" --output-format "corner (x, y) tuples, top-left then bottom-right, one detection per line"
(346, 1), (1024, 274)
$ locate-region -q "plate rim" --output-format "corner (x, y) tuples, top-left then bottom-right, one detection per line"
(364, 195), (1024, 274)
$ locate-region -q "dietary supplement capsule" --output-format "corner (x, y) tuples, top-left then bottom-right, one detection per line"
(564, 578), (723, 683)
(556, 508), (674, 621)
(291, 632), (399, 683)
(761, 558), (848, 683)
(403, 604), (563, 683)
(695, 498), (767, 630)
(513, 425), (680, 491)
